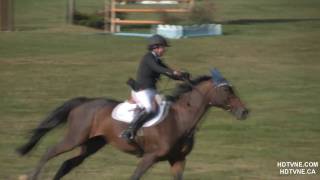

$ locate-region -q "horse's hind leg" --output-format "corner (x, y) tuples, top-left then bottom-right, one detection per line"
(28, 121), (90, 180)
(28, 138), (82, 180)
(53, 136), (106, 180)
(169, 158), (186, 180)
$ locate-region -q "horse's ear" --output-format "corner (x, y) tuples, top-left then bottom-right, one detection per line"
(210, 68), (223, 84)
(210, 68), (230, 86)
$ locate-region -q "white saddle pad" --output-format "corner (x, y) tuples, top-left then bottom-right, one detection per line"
(112, 98), (170, 127)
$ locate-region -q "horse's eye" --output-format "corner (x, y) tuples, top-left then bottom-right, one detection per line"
(224, 87), (234, 94)
(223, 87), (230, 92)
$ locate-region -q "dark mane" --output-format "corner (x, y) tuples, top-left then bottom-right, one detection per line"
(166, 75), (212, 102)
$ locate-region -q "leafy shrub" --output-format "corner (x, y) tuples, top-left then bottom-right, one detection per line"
(189, 0), (215, 24)
(73, 11), (128, 30)
(73, 11), (105, 29)
(161, 12), (188, 25)
(161, 0), (216, 25)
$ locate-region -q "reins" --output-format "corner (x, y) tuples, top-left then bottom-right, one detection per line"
(182, 77), (212, 103)
(180, 77), (213, 138)
(159, 76), (214, 140)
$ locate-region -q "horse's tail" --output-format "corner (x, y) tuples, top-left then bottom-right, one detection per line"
(16, 97), (92, 156)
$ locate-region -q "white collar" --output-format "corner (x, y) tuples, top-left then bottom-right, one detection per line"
(151, 51), (159, 58)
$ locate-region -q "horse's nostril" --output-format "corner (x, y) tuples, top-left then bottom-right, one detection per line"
(234, 108), (249, 120)
(242, 109), (249, 118)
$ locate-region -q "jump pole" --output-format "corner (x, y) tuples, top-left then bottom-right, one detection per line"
(66, 0), (75, 24)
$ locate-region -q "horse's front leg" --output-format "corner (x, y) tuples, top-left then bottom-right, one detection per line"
(130, 152), (158, 180)
(168, 136), (193, 180)
(168, 158), (186, 180)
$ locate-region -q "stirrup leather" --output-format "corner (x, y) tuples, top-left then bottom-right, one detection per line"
(121, 111), (154, 142)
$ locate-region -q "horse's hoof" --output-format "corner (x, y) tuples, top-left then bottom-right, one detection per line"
(18, 174), (28, 180)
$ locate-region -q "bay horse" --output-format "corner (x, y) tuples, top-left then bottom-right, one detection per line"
(17, 69), (249, 180)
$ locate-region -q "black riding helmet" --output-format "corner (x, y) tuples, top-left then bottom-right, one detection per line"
(148, 34), (170, 50)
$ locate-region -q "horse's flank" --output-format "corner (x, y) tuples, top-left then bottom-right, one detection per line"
(90, 77), (212, 151)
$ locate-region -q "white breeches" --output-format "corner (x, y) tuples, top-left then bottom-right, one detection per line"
(131, 88), (157, 113)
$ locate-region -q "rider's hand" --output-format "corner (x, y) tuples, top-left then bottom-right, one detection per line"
(173, 70), (182, 77)
(173, 70), (190, 81)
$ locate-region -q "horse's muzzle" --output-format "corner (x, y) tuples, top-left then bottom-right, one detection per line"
(234, 107), (249, 120)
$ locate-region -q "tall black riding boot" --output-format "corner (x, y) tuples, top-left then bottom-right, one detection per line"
(121, 111), (154, 142)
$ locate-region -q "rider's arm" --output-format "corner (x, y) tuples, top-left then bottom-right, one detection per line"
(147, 58), (177, 78)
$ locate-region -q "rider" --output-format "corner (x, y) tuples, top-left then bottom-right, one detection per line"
(121, 34), (187, 142)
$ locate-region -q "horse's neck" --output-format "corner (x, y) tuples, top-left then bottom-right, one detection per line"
(175, 83), (210, 135)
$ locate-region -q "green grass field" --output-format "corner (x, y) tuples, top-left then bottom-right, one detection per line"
(1, 0), (320, 179)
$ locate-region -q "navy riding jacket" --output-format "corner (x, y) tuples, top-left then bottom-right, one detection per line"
(136, 52), (176, 89)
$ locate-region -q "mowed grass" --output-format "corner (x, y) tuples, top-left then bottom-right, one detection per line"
(1, 0), (320, 179)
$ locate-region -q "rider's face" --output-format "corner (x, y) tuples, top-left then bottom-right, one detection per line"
(154, 46), (166, 57)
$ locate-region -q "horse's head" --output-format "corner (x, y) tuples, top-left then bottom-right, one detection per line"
(206, 69), (249, 120)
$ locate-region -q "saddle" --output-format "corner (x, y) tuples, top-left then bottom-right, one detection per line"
(112, 94), (170, 127)
(111, 78), (171, 127)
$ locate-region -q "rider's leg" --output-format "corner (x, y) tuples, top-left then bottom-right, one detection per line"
(121, 89), (156, 141)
